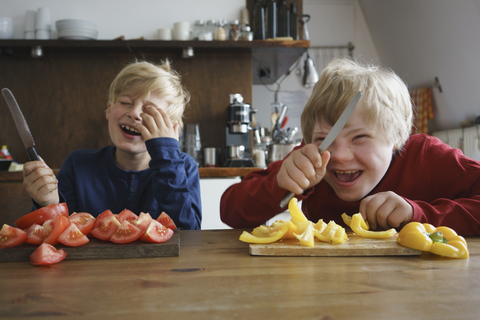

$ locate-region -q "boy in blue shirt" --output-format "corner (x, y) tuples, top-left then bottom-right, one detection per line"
(23, 60), (201, 230)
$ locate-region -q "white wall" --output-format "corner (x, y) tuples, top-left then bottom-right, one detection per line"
(358, 0), (480, 132)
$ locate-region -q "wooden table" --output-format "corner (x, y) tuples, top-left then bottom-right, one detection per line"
(1, 229), (479, 319)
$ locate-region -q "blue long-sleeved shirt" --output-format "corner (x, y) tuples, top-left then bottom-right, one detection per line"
(51, 138), (201, 230)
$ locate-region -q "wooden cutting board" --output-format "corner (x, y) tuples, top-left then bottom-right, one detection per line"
(250, 233), (421, 256)
(0, 230), (179, 263)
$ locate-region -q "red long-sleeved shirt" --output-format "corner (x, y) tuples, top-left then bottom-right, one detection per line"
(220, 134), (480, 236)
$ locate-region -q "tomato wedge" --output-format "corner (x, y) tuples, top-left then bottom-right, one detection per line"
(156, 212), (177, 230)
(15, 203), (69, 229)
(110, 220), (143, 244)
(42, 214), (71, 245)
(58, 223), (89, 247)
(91, 215), (120, 241)
(25, 223), (45, 245)
(94, 209), (114, 229)
(69, 212), (95, 235)
(117, 209), (138, 224)
(140, 220), (174, 243)
(0, 224), (27, 248)
(134, 212), (153, 232)
(30, 243), (67, 266)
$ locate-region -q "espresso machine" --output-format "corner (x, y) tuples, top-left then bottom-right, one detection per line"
(224, 93), (256, 167)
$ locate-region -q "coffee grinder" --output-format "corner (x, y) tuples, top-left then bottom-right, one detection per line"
(224, 93), (256, 167)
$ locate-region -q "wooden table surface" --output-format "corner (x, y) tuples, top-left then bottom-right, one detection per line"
(1, 229), (479, 319)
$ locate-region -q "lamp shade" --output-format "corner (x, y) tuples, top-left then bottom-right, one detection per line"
(303, 54), (319, 88)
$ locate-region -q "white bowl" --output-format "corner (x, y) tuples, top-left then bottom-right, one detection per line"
(56, 19), (97, 29)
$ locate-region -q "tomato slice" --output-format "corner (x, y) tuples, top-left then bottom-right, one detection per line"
(110, 220), (143, 244)
(69, 212), (96, 235)
(156, 212), (177, 230)
(30, 243), (67, 266)
(42, 214), (71, 245)
(91, 215), (120, 241)
(58, 223), (89, 247)
(15, 203), (69, 229)
(25, 223), (45, 245)
(93, 209), (114, 229)
(140, 220), (174, 243)
(134, 212), (153, 232)
(0, 224), (28, 248)
(117, 209), (138, 224)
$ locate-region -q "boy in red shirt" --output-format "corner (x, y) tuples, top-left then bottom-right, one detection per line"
(220, 58), (480, 235)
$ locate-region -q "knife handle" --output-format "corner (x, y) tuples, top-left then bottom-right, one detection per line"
(280, 191), (295, 209)
(27, 146), (40, 161)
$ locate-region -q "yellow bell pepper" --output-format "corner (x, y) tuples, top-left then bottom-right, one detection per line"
(397, 222), (469, 259)
(239, 220), (290, 244)
(288, 197), (308, 226)
(313, 220), (347, 244)
(294, 221), (315, 247)
(349, 213), (397, 239)
(341, 212), (369, 230)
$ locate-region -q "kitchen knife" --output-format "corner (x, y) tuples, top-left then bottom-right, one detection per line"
(2, 88), (40, 161)
(279, 91), (362, 208)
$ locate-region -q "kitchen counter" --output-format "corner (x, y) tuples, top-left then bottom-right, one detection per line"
(1, 229), (479, 319)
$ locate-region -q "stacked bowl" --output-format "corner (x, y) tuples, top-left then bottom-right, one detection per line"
(56, 19), (98, 40)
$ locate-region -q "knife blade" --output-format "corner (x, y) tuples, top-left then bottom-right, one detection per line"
(279, 91), (362, 208)
(2, 88), (40, 161)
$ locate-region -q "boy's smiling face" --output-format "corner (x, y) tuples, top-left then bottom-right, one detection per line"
(106, 86), (169, 157)
(311, 101), (396, 202)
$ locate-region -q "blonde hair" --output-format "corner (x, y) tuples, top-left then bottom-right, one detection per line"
(301, 58), (413, 150)
(108, 59), (190, 128)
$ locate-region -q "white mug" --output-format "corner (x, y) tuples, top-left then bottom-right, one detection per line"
(157, 28), (172, 40)
(35, 29), (51, 39)
(173, 21), (191, 40)
(35, 7), (51, 30)
(0, 17), (14, 39)
(25, 10), (36, 32)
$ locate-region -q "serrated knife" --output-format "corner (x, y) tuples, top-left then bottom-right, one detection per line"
(2, 88), (40, 161)
(279, 91), (362, 208)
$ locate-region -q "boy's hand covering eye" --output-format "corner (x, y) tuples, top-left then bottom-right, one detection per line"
(138, 106), (179, 141)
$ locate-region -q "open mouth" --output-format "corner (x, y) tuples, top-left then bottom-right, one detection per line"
(121, 125), (141, 136)
(334, 170), (362, 183)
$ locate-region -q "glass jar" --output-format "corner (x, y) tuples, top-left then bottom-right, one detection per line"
(215, 19), (227, 41)
(228, 20), (240, 41)
(204, 20), (217, 41)
(193, 20), (205, 40)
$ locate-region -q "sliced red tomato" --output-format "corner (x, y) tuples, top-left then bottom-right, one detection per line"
(134, 212), (153, 232)
(0, 224), (28, 248)
(25, 223), (45, 245)
(42, 214), (71, 245)
(91, 215), (120, 241)
(156, 212), (177, 230)
(58, 223), (89, 247)
(110, 220), (143, 244)
(140, 220), (174, 243)
(69, 212), (95, 235)
(117, 209), (138, 224)
(93, 209), (114, 229)
(30, 243), (67, 266)
(15, 203), (69, 229)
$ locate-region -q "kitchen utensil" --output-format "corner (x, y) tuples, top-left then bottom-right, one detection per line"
(2, 88), (40, 161)
(157, 27), (173, 40)
(249, 233), (421, 256)
(229, 145), (245, 159)
(268, 143), (296, 164)
(279, 91), (362, 208)
(0, 231), (180, 262)
(204, 147), (220, 167)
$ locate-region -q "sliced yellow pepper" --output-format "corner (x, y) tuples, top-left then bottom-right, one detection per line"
(288, 197), (308, 226)
(313, 220), (348, 244)
(239, 221), (289, 244)
(350, 213), (397, 239)
(397, 222), (469, 259)
(341, 212), (369, 230)
(294, 221), (315, 247)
